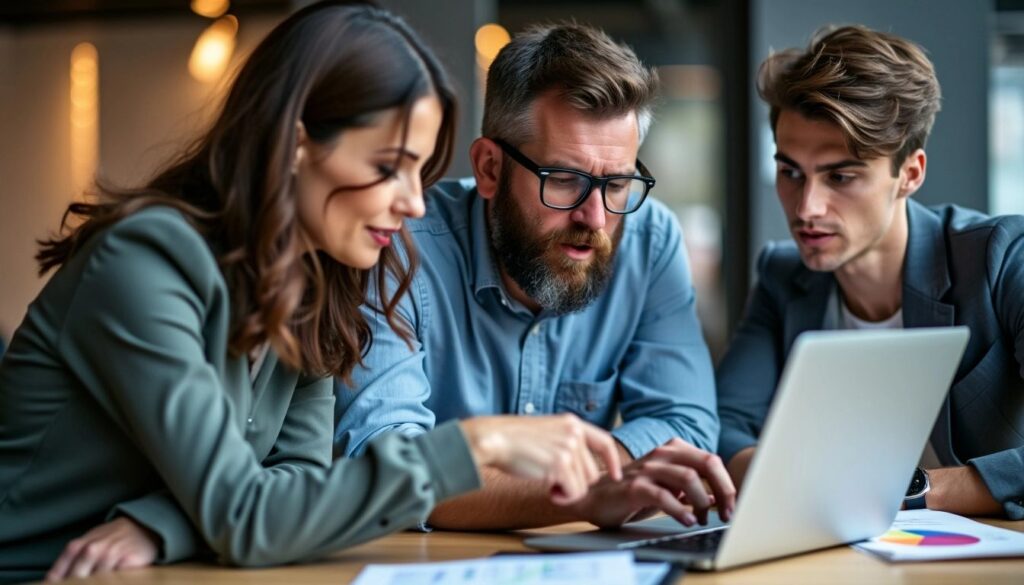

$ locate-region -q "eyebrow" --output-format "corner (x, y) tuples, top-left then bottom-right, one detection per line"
(546, 158), (638, 177)
(774, 152), (868, 173)
(377, 147), (421, 162)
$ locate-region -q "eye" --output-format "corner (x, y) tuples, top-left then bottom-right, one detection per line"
(376, 164), (397, 179)
(830, 172), (855, 185)
(778, 166), (803, 181)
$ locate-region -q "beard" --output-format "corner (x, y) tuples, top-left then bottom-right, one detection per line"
(487, 169), (623, 315)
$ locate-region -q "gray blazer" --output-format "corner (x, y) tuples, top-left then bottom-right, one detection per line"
(717, 199), (1024, 519)
(0, 207), (480, 583)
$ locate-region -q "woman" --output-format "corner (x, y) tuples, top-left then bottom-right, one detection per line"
(0, 2), (620, 582)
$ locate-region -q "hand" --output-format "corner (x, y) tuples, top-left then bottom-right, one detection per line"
(46, 517), (159, 581)
(460, 414), (622, 506)
(569, 438), (737, 529)
(726, 446), (756, 492)
(925, 466), (1002, 516)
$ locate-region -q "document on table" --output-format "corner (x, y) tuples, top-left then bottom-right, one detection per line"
(853, 509), (1024, 562)
(350, 551), (653, 585)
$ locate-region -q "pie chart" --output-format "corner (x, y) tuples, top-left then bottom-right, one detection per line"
(879, 529), (980, 546)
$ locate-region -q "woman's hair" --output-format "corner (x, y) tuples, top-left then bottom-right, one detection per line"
(757, 24), (941, 175)
(37, 0), (457, 382)
(481, 22), (659, 146)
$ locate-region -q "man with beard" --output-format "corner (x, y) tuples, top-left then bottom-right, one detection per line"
(334, 23), (735, 530)
(718, 25), (1024, 519)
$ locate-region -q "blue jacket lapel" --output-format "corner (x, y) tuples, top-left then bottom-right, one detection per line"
(903, 199), (960, 464)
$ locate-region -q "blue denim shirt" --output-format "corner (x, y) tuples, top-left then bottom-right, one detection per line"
(335, 178), (718, 459)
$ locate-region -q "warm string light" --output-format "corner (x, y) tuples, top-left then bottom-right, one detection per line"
(191, 0), (230, 19)
(189, 15), (238, 83)
(70, 42), (99, 198)
(475, 23), (510, 72)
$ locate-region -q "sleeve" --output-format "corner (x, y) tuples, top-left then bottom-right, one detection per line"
(611, 211), (719, 458)
(334, 251), (436, 457)
(715, 244), (787, 464)
(57, 218), (480, 566)
(108, 375), (335, 563)
(967, 223), (1024, 520)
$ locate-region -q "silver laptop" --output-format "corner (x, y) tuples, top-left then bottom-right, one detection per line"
(526, 327), (970, 570)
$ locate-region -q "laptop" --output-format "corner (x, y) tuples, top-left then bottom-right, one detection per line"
(526, 327), (970, 570)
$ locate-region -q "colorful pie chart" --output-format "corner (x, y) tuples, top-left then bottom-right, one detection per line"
(879, 529), (980, 546)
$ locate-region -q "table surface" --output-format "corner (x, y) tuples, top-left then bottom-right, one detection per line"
(35, 517), (1024, 585)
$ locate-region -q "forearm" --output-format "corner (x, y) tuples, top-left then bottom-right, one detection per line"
(429, 443), (634, 531)
(925, 466), (1002, 517)
(428, 467), (576, 530)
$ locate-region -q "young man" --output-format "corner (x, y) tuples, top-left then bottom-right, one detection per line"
(335, 23), (735, 530)
(718, 25), (1024, 519)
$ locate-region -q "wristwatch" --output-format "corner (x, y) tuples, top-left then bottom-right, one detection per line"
(904, 467), (930, 510)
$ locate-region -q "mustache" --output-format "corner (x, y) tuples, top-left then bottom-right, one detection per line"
(544, 226), (614, 255)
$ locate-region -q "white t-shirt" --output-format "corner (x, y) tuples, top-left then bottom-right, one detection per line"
(833, 289), (942, 469)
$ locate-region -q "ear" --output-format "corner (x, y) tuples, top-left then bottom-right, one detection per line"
(470, 137), (503, 200)
(896, 148), (927, 199)
(293, 121), (310, 175)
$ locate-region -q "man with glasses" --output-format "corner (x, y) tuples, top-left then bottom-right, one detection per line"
(335, 23), (735, 530)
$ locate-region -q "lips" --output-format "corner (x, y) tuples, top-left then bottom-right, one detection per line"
(367, 226), (399, 247)
(796, 229), (836, 247)
(560, 243), (594, 260)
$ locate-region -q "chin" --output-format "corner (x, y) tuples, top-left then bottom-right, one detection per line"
(327, 247), (380, 271)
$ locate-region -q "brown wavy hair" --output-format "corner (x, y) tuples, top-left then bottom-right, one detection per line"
(36, 1), (457, 382)
(757, 24), (941, 175)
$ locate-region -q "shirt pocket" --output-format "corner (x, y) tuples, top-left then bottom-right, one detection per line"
(554, 373), (619, 428)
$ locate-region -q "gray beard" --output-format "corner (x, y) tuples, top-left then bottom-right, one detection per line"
(487, 174), (618, 316)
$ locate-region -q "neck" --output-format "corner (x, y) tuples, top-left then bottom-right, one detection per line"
(834, 201), (909, 322)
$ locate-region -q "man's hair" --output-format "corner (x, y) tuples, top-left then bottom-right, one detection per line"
(757, 25), (941, 175)
(482, 22), (659, 146)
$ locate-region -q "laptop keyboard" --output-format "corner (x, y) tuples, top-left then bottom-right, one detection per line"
(624, 527), (727, 554)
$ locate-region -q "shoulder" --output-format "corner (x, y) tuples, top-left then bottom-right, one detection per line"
(408, 178), (477, 237)
(626, 197), (679, 240)
(926, 203), (1024, 259)
(754, 239), (803, 281)
(82, 205), (222, 295)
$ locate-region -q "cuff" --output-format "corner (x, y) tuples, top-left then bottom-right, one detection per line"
(717, 427), (759, 465)
(413, 420), (482, 502)
(109, 493), (201, 563)
(968, 448), (1024, 520)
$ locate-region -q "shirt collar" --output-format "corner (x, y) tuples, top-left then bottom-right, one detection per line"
(468, 192), (536, 317)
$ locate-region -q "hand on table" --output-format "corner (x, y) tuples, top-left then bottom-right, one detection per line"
(47, 516), (159, 581)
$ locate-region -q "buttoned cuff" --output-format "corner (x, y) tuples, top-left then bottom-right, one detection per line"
(414, 420), (482, 502)
(968, 448), (1024, 520)
(612, 420), (675, 459)
(717, 427), (759, 465)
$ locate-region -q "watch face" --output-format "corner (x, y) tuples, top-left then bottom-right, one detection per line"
(905, 468), (927, 498)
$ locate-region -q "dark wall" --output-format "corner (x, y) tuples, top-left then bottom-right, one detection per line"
(748, 0), (992, 260)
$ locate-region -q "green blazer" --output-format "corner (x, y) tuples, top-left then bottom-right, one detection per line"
(0, 207), (481, 583)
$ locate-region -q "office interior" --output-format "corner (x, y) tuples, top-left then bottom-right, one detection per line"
(0, 0), (1020, 361)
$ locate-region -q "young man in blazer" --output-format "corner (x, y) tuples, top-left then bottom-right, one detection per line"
(718, 25), (1024, 519)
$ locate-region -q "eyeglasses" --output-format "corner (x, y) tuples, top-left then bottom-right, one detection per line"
(492, 138), (656, 215)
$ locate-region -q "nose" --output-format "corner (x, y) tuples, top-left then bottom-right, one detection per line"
(393, 175), (426, 219)
(569, 185), (607, 231)
(796, 178), (828, 222)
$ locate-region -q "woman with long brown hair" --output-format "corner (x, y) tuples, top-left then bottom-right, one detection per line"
(0, 2), (620, 581)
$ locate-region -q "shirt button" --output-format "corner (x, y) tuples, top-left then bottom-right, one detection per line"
(246, 417), (253, 425)
(500, 298), (508, 307)
(523, 402), (536, 414)
(530, 324), (541, 336)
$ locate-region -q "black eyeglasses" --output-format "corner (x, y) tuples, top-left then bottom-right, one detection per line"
(492, 138), (656, 215)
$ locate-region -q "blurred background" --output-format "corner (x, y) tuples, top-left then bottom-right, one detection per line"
(0, 0), (1021, 361)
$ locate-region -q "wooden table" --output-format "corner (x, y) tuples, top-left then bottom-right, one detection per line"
(38, 518), (1024, 584)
